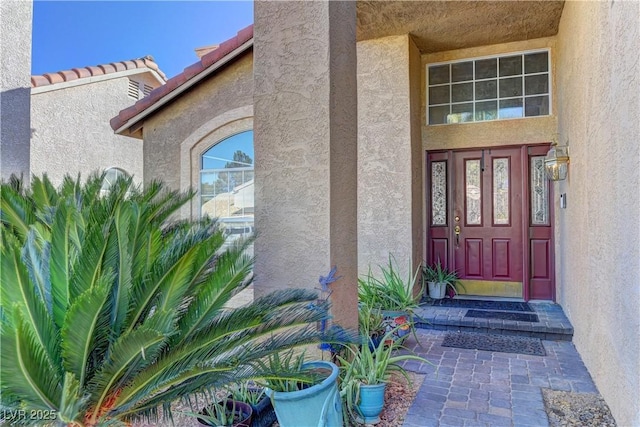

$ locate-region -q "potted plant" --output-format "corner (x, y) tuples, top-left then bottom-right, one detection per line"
(423, 260), (461, 299)
(358, 255), (423, 342)
(194, 396), (253, 427)
(258, 351), (343, 427)
(0, 173), (348, 426)
(230, 382), (275, 427)
(338, 305), (431, 425)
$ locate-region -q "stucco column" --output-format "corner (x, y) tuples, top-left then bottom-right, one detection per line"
(357, 35), (423, 276)
(0, 0), (32, 182)
(253, 0), (358, 329)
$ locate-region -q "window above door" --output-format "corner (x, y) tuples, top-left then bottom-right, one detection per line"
(427, 50), (550, 125)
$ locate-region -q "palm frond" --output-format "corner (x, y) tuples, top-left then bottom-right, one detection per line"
(1, 244), (61, 373)
(60, 281), (112, 387)
(57, 372), (89, 425)
(88, 327), (166, 423)
(49, 200), (81, 330)
(0, 309), (62, 411)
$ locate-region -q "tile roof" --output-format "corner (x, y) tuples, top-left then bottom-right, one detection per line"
(31, 56), (167, 88)
(110, 24), (254, 135)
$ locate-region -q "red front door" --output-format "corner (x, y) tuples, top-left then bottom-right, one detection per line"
(427, 145), (554, 300)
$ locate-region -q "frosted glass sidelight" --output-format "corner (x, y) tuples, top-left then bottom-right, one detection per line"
(531, 156), (549, 225)
(431, 161), (447, 226)
(493, 158), (510, 225)
(466, 160), (481, 225)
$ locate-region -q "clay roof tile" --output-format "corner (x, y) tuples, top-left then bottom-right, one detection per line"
(110, 24), (253, 133)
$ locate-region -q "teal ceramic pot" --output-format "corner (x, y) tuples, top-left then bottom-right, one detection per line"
(356, 382), (387, 424)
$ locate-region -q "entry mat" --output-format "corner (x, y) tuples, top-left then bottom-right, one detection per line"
(464, 309), (539, 322)
(427, 298), (533, 312)
(441, 331), (546, 356)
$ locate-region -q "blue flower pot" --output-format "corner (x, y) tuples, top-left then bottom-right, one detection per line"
(356, 383), (386, 424)
(265, 361), (342, 427)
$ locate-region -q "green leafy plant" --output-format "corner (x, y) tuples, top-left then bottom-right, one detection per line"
(255, 350), (321, 393)
(338, 304), (431, 422)
(357, 255), (423, 313)
(0, 173), (343, 426)
(230, 382), (265, 406)
(423, 260), (462, 294)
(181, 396), (249, 427)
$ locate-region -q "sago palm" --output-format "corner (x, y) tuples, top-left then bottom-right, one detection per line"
(1, 173), (340, 426)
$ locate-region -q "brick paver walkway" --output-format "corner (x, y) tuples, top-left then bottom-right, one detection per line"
(401, 329), (599, 427)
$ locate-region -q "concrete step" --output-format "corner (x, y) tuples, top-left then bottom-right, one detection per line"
(413, 300), (574, 341)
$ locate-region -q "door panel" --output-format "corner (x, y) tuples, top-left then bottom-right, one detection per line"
(527, 146), (555, 300)
(453, 148), (524, 296)
(427, 145), (554, 300)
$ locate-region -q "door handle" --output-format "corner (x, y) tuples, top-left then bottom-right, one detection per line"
(454, 225), (461, 248)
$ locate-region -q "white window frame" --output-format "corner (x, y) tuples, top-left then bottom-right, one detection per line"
(426, 48), (552, 126)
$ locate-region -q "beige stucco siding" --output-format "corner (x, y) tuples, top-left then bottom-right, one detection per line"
(357, 35), (423, 275)
(31, 75), (149, 186)
(422, 37), (558, 151)
(556, 2), (640, 426)
(142, 52), (254, 193)
(1, 0), (32, 181)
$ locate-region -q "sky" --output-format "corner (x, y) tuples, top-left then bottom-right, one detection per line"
(32, 1), (254, 79)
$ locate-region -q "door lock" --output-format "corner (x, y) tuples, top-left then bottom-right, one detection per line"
(454, 225), (461, 247)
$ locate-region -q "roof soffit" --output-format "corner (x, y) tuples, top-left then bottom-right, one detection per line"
(356, 0), (565, 53)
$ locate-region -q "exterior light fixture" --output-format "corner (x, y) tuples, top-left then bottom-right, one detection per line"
(544, 142), (569, 181)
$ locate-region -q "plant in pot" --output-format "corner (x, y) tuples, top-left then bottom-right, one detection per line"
(257, 350), (343, 427)
(358, 255), (423, 343)
(337, 305), (431, 425)
(230, 382), (275, 427)
(0, 173), (348, 426)
(423, 260), (462, 300)
(189, 395), (253, 427)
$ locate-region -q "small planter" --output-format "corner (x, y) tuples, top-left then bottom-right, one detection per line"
(248, 395), (276, 427)
(355, 383), (386, 425)
(428, 281), (446, 299)
(197, 400), (253, 427)
(265, 361), (342, 427)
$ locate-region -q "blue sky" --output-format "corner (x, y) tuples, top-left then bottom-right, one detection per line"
(32, 1), (254, 79)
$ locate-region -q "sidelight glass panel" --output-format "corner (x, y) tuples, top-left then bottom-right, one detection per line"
(493, 158), (510, 225)
(531, 156), (549, 225)
(465, 159), (481, 225)
(431, 161), (447, 226)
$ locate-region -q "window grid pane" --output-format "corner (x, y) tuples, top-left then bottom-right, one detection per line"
(493, 158), (510, 225)
(427, 50), (550, 125)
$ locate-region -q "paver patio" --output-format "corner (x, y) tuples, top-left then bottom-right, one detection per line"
(400, 329), (600, 427)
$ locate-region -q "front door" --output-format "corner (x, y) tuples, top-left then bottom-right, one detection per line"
(427, 145), (554, 300)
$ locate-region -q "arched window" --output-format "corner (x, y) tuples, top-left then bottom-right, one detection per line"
(200, 131), (254, 242)
(100, 167), (130, 195)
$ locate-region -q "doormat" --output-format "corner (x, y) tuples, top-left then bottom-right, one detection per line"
(441, 332), (546, 356)
(426, 298), (533, 312)
(464, 310), (539, 322)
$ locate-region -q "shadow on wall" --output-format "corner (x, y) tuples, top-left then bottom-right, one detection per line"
(0, 87), (31, 180)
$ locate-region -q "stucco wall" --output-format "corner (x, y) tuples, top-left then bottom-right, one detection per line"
(422, 37), (558, 151)
(254, 0), (358, 329)
(30, 74), (155, 186)
(357, 35), (423, 276)
(143, 52), (254, 192)
(555, 2), (640, 425)
(1, 0), (32, 181)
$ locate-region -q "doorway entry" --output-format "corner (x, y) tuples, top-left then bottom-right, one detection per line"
(426, 145), (554, 300)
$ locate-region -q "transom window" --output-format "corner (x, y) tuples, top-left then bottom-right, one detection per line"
(427, 50), (550, 125)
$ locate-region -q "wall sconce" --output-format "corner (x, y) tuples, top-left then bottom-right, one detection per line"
(544, 142), (570, 181)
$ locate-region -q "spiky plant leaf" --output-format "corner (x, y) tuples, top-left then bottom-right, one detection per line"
(88, 327), (166, 424)
(0, 309), (62, 411)
(1, 244), (60, 373)
(57, 372), (89, 425)
(49, 200), (82, 330)
(60, 279), (112, 387)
